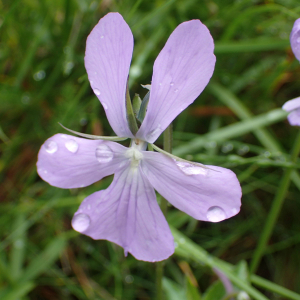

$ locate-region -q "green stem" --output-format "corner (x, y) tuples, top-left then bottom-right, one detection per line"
(156, 124), (173, 300)
(250, 130), (300, 273)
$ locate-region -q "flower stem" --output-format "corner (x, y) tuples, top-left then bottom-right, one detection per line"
(156, 123), (173, 300)
(250, 130), (300, 274)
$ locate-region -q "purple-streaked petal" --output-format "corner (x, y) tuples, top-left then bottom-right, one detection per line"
(290, 18), (300, 62)
(287, 109), (300, 126)
(141, 152), (241, 222)
(136, 20), (216, 143)
(282, 97), (300, 112)
(37, 134), (127, 189)
(85, 13), (134, 138)
(72, 165), (174, 262)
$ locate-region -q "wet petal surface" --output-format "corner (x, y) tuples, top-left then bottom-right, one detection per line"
(85, 13), (134, 138)
(73, 165), (174, 262)
(141, 152), (242, 222)
(137, 20), (216, 143)
(37, 134), (127, 188)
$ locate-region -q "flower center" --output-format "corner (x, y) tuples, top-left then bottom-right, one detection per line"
(125, 139), (146, 168)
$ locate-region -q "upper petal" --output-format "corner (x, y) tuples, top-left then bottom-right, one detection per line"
(72, 165), (174, 262)
(85, 13), (134, 138)
(37, 134), (127, 188)
(136, 20), (216, 143)
(141, 152), (242, 222)
(290, 18), (300, 62)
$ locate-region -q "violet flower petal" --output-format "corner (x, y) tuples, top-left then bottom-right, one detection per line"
(72, 165), (174, 262)
(290, 18), (300, 62)
(85, 13), (134, 138)
(141, 152), (241, 222)
(287, 109), (300, 126)
(136, 20), (216, 143)
(37, 134), (127, 189)
(282, 96), (300, 112)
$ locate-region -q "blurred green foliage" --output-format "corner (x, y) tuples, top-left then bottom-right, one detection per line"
(1, 0), (300, 299)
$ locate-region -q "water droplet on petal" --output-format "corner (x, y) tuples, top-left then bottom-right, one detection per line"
(231, 208), (238, 215)
(102, 102), (108, 110)
(65, 139), (79, 153)
(45, 140), (58, 154)
(100, 35), (104, 38)
(72, 213), (90, 232)
(175, 161), (208, 176)
(95, 144), (114, 163)
(170, 82), (174, 86)
(93, 88), (100, 95)
(174, 88), (178, 93)
(159, 82), (162, 86)
(206, 206), (226, 222)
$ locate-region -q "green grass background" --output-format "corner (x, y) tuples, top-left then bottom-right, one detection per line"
(1, 0), (300, 299)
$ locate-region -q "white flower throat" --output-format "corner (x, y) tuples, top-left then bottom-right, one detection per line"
(125, 139), (146, 168)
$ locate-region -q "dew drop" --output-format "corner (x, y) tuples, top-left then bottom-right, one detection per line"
(72, 213), (90, 232)
(102, 102), (108, 110)
(237, 145), (249, 156)
(179, 237), (185, 244)
(222, 143), (233, 153)
(231, 208), (238, 215)
(174, 88), (178, 93)
(159, 82), (162, 86)
(45, 140), (58, 154)
(170, 82), (174, 86)
(125, 275), (134, 284)
(100, 35), (104, 38)
(65, 139), (79, 153)
(93, 88), (100, 95)
(206, 206), (226, 222)
(95, 144), (114, 163)
(14, 239), (24, 249)
(175, 161), (208, 176)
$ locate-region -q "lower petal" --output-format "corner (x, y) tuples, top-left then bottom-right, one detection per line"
(141, 152), (242, 222)
(72, 164), (174, 262)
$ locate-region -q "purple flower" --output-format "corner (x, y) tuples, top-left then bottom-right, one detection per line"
(290, 18), (300, 62)
(37, 13), (242, 262)
(282, 97), (300, 126)
(282, 19), (300, 126)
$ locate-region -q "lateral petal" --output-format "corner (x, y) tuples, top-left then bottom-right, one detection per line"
(72, 165), (174, 262)
(136, 20), (216, 143)
(85, 12), (134, 138)
(37, 134), (127, 188)
(141, 152), (242, 222)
